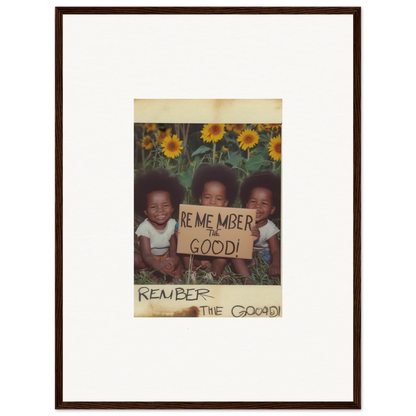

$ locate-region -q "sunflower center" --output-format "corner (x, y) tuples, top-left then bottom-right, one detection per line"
(211, 125), (220, 134)
(169, 143), (176, 150)
(245, 135), (253, 143)
(274, 143), (281, 152)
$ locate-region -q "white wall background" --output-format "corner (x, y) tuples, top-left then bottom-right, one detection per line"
(63, 14), (352, 401)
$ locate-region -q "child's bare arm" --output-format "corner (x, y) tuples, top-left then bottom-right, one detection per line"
(167, 235), (180, 267)
(139, 236), (169, 271)
(164, 235), (182, 280)
(250, 224), (260, 242)
(267, 234), (281, 276)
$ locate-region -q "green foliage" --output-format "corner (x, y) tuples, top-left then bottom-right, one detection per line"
(225, 154), (244, 167)
(191, 145), (211, 157)
(134, 123), (281, 178)
(134, 252), (280, 286)
(134, 123), (282, 285)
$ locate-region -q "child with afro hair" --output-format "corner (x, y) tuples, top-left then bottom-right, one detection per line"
(182, 163), (239, 279)
(134, 169), (185, 280)
(234, 171), (281, 279)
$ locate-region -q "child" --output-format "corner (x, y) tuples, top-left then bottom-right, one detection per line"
(134, 169), (185, 281)
(234, 171), (281, 280)
(182, 163), (239, 278)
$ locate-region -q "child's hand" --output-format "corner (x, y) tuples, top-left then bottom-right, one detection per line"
(166, 257), (182, 281)
(159, 260), (174, 274)
(250, 224), (260, 242)
(170, 267), (183, 282)
(174, 229), (180, 237)
(160, 257), (181, 276)
(166, 256), (178, 267)
(268, 263), (280, 277)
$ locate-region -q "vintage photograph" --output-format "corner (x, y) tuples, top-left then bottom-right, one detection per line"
(134, 121), (282, 286)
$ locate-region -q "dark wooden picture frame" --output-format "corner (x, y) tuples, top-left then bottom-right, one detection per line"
(56, 7), (360, 409)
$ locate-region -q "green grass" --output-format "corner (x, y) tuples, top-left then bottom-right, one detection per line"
(133, 252), (281, 286)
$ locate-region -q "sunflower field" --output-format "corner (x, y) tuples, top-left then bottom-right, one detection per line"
(134, 123), (281, 208)
(134, 123), (281, 285)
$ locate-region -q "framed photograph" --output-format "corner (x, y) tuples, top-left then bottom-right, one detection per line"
(56, 7), (360, 409)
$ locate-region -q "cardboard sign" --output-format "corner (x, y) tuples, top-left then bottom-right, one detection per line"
(177, 204), (256, 259)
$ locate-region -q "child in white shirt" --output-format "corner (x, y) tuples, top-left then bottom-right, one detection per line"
(234, 171), (281, 280)
(134, 169), (185, 281)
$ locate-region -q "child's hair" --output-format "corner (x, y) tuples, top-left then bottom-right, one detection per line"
(134, 169), (185, 217)
(191, 163), (239, 205)
(240, 171), (281, 218)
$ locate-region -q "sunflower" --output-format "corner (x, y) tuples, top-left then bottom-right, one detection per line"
(268, 135), (281, 161)
(232, 124), (247, 134)
(225, 124), (247, 134)
(265, 124), (281, 131)
(237, 129), (260, 150)
(142, 135), (153, 150)
(145, 123), (157, 132)
(221, 146), (228, 152)
(162, 134), (183, 159)
(253, 124), (265, 132)
(156, 127), (172, 144)
(200, 124), (225, 143)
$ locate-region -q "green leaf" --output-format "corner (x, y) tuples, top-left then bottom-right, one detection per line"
(225, 154), (244, 167)
(245, 154), (264, 171)
(178, 168), (193, 188)
(193, 156), (201, 165)
(259, 134), (270, 143)
(229, 150), (240, 157)
(191, 145), (211, 157)
(252, 146), (268, 157)
(225, 135), (237, 144)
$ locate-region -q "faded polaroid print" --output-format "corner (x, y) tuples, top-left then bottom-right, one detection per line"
(133, 100), (282, 317)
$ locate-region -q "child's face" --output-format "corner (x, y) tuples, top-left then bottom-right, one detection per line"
(199, 181), (228, 207)
(144, 190), (173, 229)
(246, 187), (275, 223)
